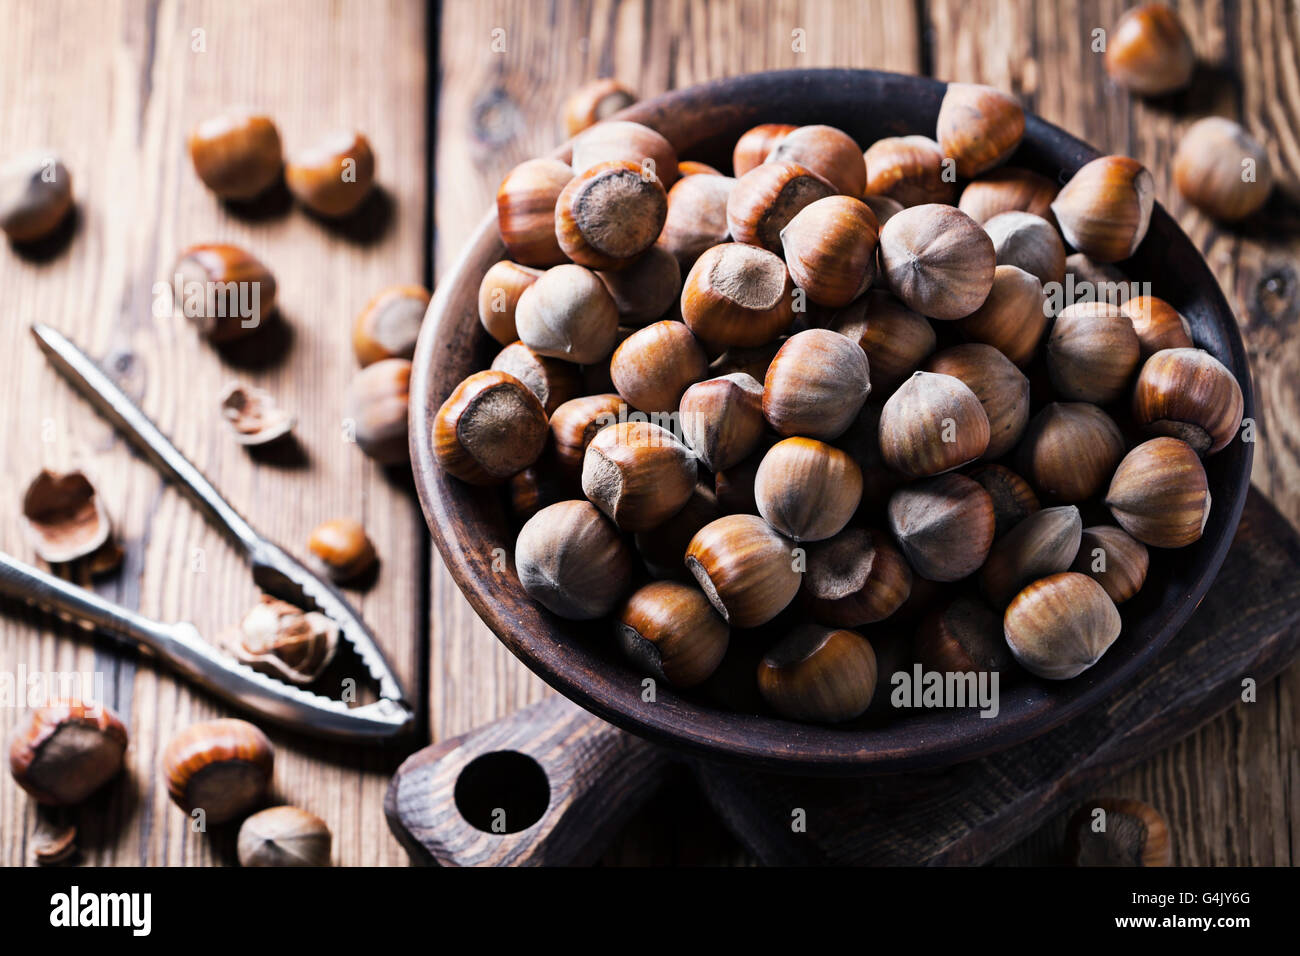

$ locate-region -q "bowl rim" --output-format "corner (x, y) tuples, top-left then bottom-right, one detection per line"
(410, 68), (1255, 775)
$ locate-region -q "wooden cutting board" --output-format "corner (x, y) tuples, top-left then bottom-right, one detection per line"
(386, 489), (1300, 866)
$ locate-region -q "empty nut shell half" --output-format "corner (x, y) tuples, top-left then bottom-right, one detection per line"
(757, 625), (877, 723)
(616, 581), (730, 687)
(20, 470), (113, 564)
(1003, 572), (1121, 679)
(235, 595), (340, 685)
(220, 382), (296, 446)
(1105, 437), (1210, 548)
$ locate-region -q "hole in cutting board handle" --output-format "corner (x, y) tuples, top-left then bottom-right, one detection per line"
(453, 751), (551, 834)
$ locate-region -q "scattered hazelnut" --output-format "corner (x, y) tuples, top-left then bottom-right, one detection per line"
(344, 358), (411, 464)
(352, 284), (430, 366)
(562, 79), (637, 137)
(763, 329), (870, 440)
(238, 805), (332, 867)
(569, 120), (678, 187)
(496, 158), (574, 267)
(878, 371), (990, 477)
(1105, 437), (1210, 548)
(307, 518), (377, 583)
(1066, 797), (1172, 867)
(219, 382), (296, 446)
(1132, 347), (1243, 455)
(172, 243), (277, 343)
(1016, 402), (1126, 503)
(609, 320), (709, 412)
(490, 341), (584, 415)
(936, 83), (1025, 178)
(958, 166), (1059, 225)
(581, 420), (698, 531)
(1071, 525), (1150, 604)
(434, 369), (549, 485)
(983, 210), (1066, 287)
(726, 160), (836, 253)
(779, 195), (879, 307)
(957, 263), (1048, 367)
(616, 581), (730, 687)
(657, 173), (736, 271)
(757, 625), (876, 723)
(923, 343), (1030, 460)
(9, 701), (128, 805)
(754, 437), (863, 542)
(162, 718), (274, 824)
(548, 392), (626, 479)
(1045, 301), (1141, 404)
(765, 124), (866, 197)
(234, 594), (340, 685)
(801, 527), (912, 627)
(20, 469), (114, 565)
(967, 463), (1041, 538)
(877, 203), (996, 319)
(679, 372), (766, 472)
(1050, 155), (1154, 262)
(285, 130), (375, 218)
(1104, 4), (1195, 96)
(980, 505), (1083, 606)
(916, 598), (1011, 674)
(1120, 295), (1194, 357)
(681, 242), (796, 347)
(1173, 116), (1273, 221)
(187, 112), (283, 200)
(686, 514), (802, 627)
(1, 151), (73, 243)
(515, 263), (620, 364)
(887, 473), (996, 582)
(478, 261), (543, 345)
(597, 245), (682, 325)
(863, 135), (957, 207)
(555, 160), (668, 270)
(732, 123), (798, 176)
(830, 290), (937, 393)
(1003, 572), (1121, 679)
(515, 500), (635, 619)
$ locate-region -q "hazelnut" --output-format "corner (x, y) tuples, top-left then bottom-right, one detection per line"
(916, 598), (1011, 674)
(763, 329), (870, 440)
(1120, 295), (1194, 357)
(490, 341), (583, 414)
(936, 83), (1025, 178)
(878, 371), (990, 477)
(779, 195), (880, 307)
(967, 463), (1041, 538)
(1173, 117), (1273, 222)
(732, 123), (798, 177)
(1050, 156), (1154, 262)
(923, 344), (1030, 460)
(284, 130), (375, 218)
(238, 806), (332, 867)
(958, 166), (1059, 225)
(877, 204), (996, 319)
(477, 261), (543, 346)
(657, 173), (736, 271)
(634, 485), (720, 580)
(1071, 525), (1150, 604)
(555, 160), (668, 271)
(980, 505), (1083, 606)
(801, 527), (912, 627)
(1003, 572), (1121, 679)
(685, 514), (802, 627)
(681, 242), (796, 347)
(709, 340), (784, 382)
(679, 372), (766, 472)
(20, 469), (113, 564)
(1105, 437), (1210, 548)
(757, 625), (876, 723)
(1065, 253), (1128, 292)
(496, 158), (574, 267)
(234, 595), (340, 685)
(1104, 4), (1195, 96)
(515, 500), (635, 619)
(983, 211), (1066, 287)
(863, 135), (957, 207)
(957, 264), (1048, 367)
(569, 120), (678, 187)
(765, 124), (866, 197)
(172, 243), (277, 343)
(754, 437), (863, 542)
(515, 263), (620, 364)
(507, 465), (569, 523)
(434, 369), (549, 485)
(187, 112), (283, 200)
(9, 701), (128, 805)
(562, 79), (637, 136)
(352, 284), (430, 366)
(1016, 402), (1126, 503)
(887, 473), (996, 582)
(609, 320), (709, 412)
(678, 161), (723, 177)
(581, 420), (697, 531)
(220, 382), (296, 446)
(1132, 347), (1243, 455)
(548, 393), (626, 478)
(162, 719), (274, 825)
(726, 160), (836, 253)
(830, 290), (937, 393)
(1066, 798), (1172, 867)
(598, 245), (682, 325)
(0, 151), (73, 243)
(616, 581), (730, 687)
(344, 358), (411, 464)
(1046, 301), (1141, 404)
(307, 518), (377, 583)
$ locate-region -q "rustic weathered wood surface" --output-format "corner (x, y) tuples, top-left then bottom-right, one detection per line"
(1, 0), (1295, 865)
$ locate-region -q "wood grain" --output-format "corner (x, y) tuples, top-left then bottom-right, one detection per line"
(926, 0), (1300, 865)
(0, 0), (427, 866)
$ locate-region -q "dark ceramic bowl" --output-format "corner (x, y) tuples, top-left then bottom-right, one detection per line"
(409, 69), (1254, 775)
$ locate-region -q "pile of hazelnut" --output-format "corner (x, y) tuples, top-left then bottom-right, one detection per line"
(433, 79), (1246, 727)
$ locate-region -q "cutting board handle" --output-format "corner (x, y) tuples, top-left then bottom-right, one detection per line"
(385, 694), (672, 866)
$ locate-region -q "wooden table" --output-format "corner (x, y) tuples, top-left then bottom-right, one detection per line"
(1, 0), (1295, 866)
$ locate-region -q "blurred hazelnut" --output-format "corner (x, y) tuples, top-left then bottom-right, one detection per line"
(802, 527), (912, 627)
(757, 625), (877, 723)
(238, 806), (332, 867)
(0, 151), (73, 242)
(732, 123), (798, 176)
(726, 160), (836, 253)
(958, 166), (1059, 225)
(957, 264), (1048, 367)
(515, 500), (635, 619)
(863, 135), (957, 207)
(679, 372), (766, 472)
(887, 473), (996, 581)
(162, 718), (274, 824)
(616, 581), (729, 687)
(569, 120), (677, 187)
(285, 130), (375, 218)
(562, 79), (637, 136)
(353, 284), (429, 366)
(187, 112), (282, 200)
(1051, 156), (1154, 262)
(878, 204), (996, 319)
(862, 193), (904, 227)
(490, 341), (583, 414)
(936, 83), (1025, 178)
(765, 124), (866, 197)
(1016, 402), (1126, 503)
(555, 160), (668, 270)
(344, 358), (411, 464)
(1066, 797), (1172, 867)
(434, 369), (549, 485)
(681, 242), (795, 347)
(1071, 525), (1150, 604)
(1105, 437), (1210, 548)
(597, 245), (682, 325)
(779, 195), (879, 307)
(219, 382), (296, 446)
(1105, 4), (1195, 96)
(830, 290), (937, 393)
(1064, 253), (1128, 291)
(20, 469), (113, 565)
(1003, 572), (1121, 679)
(1132, 347), (1243, 455)
(477, 261), (543, 346)
(678, 160), (723, 177)
(878, 371), (990, 477)
(763, 329), (871, 440)
(754, 437), (863, 542)
(582, 420), (697, 531)
(686, 514), (802, 627)
(9, 701), (127, 805)
(983, 211), (1066, 287)
(923, 344), (1030, 460)
(172, 243), (277, 343)
(496, 158), (573, 267)
(1120, 295), (1194, 356)
(515, 263), (620, 364)
(234, 595), (339, 685)
(307, 518), (377, 583)
(1173, 117), (1273, 221)
(657, 173), (736, 271)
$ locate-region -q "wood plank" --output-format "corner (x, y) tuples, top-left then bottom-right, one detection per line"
(926, 0), (1300, 866)
(0, 0), (426, 866)
(430, 0), (920, 864)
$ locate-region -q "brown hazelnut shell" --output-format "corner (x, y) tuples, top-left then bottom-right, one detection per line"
(515, 500), (635, 619)
(681, 243), (796, 348)
(863, 135), (957, 207)
(1046, 301), (1141, 404)
(1104, 4), (1195, 96)
(1016, 402), (1126, 503)
(581, 420), (698, 532)
(477, 261), (543, 346)
(1173, 117), (1273, 222)
(1003, 572), (1121, 679)
(877, 204), (996, 320)
(878, 371), (990, 477)
(686, 514), (802, 628)
(188, 112), (283, 200)
(757, 625), (877, 723)
(966, 463), (1041, 537)
(353, 284), (430, 366)
(732, 123), (798, 177)
(1105, 437), (1210, 548)
(726, 160), (836, 253)
(9, 701), (128, 805)
(957, 264), (1048, 368)
(679, 372), (766, 472)
(936, 83), (1025, 178)
(1132, 347), (1243, 455)
(763, 329), (871, 440)
(980, 505), (1083, 607)
(284, 131), (375, 218)
(1071, 525), (1150, 604)
(830, 290), (937, 394)
(344, 358), (411, 464)
(887, 473), (996, 582)
(616, 581), (729, 687)
(765, 124), (866, 197)
(958, 166), (1059, 225)
(162, 718), (274, 824)
(496, 158), (574, 267)
(569, 120), (678, 188)
(609, 320), (709, 413)
(779, 195), (880, 308)
(433, 369), (548, 485)
(1066, 797), (1172, 867)
(555, 160), (668, 271)
(802, 527), (912, 627)
(1050, 156), (1154, 263)
(1120, 295), (1194, 357)
(923, 343), (1030, 460)
(754, 437), (863, 542)
(562, 79), (637, 137)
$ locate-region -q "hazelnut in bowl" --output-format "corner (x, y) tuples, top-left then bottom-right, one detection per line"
(409, 69), (1253, 775)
